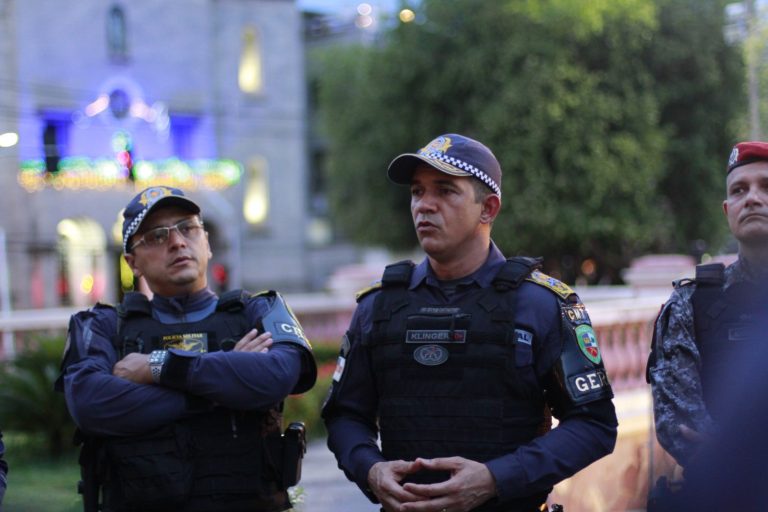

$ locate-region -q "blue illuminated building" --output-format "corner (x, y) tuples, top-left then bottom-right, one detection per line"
(0, 0), (349, 308)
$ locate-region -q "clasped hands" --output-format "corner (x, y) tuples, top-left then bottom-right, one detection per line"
(368, 456), (497, 512)
(112, 328), (273, 384)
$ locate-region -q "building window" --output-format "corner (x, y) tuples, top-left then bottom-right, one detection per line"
(243, 156), (269, 227)
(170, 115), (198, 160)
(107, 5), (129, 63)
(239, 27), (264, 94)
(41, 115), (70, 174)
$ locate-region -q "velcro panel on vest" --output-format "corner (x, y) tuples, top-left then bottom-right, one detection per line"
(186, 412), (273, 495)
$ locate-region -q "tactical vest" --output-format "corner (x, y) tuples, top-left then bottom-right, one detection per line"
(692, 263), (768, 422)
(103, 290), (290, 512)
(363, 259), (549, 512)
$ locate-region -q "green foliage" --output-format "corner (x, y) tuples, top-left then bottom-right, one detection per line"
(650, 0), (744, 254)
(0, 338), (74, 458)
(1, 450), (80, 512)
(316, 0), (744, 282)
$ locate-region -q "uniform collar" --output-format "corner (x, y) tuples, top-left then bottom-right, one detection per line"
(728, 255), (768, 288)
(151, 287), (217, 315)
(410, 241), (506, 290)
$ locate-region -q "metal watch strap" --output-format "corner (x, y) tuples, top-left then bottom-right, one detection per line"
(148, 350), (168, 384)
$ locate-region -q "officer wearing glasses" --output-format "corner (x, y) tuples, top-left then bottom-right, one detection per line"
(57, 186), (317, 512)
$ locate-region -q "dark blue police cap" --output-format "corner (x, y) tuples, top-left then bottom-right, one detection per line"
(387, 133), (502, 196)
(122, 186), (200, 253)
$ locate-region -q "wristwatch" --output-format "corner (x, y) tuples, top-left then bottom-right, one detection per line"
(148, 350), (169, 384)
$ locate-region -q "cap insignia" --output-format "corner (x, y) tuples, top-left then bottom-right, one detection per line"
(729, 147), (739, 167)
(419, 136), (452, 156)
(140, 187), (173, 207)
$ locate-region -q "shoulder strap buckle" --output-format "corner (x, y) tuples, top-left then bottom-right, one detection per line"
(382, 260), (415, 287)
(493, 256), (542, 291)
(217, 289), (251, 312)
(117, 292), (152, 318)
(695, 263), (725, 286)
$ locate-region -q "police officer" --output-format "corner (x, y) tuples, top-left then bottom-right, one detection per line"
(322, 134), (618, 512)
(58, 186), (317, 512)
(647, 141), (768, 508)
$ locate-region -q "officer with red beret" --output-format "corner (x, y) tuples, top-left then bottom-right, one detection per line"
(647, 141), (768, 508)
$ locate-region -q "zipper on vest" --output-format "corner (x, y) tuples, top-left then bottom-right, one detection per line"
(230, 413), (238, 439)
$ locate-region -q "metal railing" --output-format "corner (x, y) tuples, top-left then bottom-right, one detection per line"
(0, 288), (666, 390)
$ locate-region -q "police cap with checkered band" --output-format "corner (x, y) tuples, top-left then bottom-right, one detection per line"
(387, 133), (502, 197)
(121, 186), (201, 253)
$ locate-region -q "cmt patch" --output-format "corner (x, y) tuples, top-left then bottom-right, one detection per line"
(567, 369), (611, 401)
(563, 305), (591, 326)
(161, 332), (208, 353)
(413, 344), (449, 366)
(406, 330), (466, 343)
(575, 325), (601, 364)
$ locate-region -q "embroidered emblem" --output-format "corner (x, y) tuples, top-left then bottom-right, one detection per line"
(139, 186), (174, 207)
(526, 270), (575, 299)
(515, 328), (533, 345)
(563, 305), (591, 326)
(161, 332), (208, 353)
(419, 135), (452, 156)
(568, 369), (610, 398)
(575, 325), (601, 364)
(413, 344), (449, 366)
(729, 147), (739, 167)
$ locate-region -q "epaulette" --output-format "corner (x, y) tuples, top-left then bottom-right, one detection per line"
(355, 281), (383, 303)
(251, 289), (272, 298)
(93, 301), (115, 310)
(525, 270), (575, 300)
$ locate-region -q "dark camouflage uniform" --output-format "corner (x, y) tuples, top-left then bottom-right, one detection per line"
(648, 257), (760, 466)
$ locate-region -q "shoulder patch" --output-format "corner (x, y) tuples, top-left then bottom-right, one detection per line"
(355, 281), (382, 303)
(526, 270), (575, 299)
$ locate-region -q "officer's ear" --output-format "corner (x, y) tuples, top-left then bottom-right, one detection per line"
(205, 231), (213, 258)
(480, 194), (501, 225)
(123, 253), (142, 278)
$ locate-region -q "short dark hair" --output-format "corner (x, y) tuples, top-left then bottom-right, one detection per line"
(471, 179), (494, 203)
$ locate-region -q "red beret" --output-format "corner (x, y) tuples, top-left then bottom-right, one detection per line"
(727, 141), (768, 174)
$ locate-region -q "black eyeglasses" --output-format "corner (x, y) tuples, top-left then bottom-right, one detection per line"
(130, 218), (204, 251)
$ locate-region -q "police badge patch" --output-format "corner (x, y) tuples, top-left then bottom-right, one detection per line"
(161, 332), (208, 353)
(413, 344), (449, 366)
(575, 324), (601, 364)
